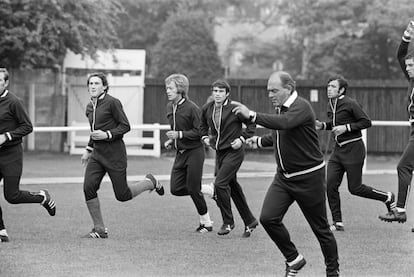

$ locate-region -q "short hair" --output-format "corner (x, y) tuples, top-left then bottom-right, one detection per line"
(211, 79), (231, 93)
(165, 73), (189, 98)
(406, 51), (414, 61)
(0, 68), (9, 82)
(328, 75), (348, 95)
(87, 72), (109, 93)
(278, 71), (296, 92)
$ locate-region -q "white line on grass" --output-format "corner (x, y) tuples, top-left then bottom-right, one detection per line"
(14, 170), (397, 185)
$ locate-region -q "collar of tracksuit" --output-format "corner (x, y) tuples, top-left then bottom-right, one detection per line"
(90, 92), (107, 102)
(221, 98), (230, 106)
(175, 97), (186, 106)
(0, 89), (8, 98)
(282, 91), (298, 108)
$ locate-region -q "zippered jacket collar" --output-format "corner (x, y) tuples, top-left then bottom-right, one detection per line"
(0, 89), (8, 98)
(283, 91), (298, 108)
(90, 92), (107, 102)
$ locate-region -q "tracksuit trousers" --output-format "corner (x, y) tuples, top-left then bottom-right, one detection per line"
(260, 167), (339, 277)
(170, 146), (208, 216)
(0, 144), (43, 204)
(396, 125), (414, 209)
(214, 147), (256, 226)
(327, 141), (388, 223)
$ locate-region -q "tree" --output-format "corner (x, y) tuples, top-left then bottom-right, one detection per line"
(0, 0), (122, 68)
(117, 0), (174, 50)
(213, 0), (414, 80)
(151, 4), (223, 80)
(278, 0), (414, 80)
(117, 0), (232, 75)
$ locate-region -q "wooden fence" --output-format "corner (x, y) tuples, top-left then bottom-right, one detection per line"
(6, 70), (411, 154)
(144, 78), (410, 154)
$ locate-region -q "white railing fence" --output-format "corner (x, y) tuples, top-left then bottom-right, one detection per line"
(361, 120), (409, 174)
(31, 122), (170, 157)
(30, 120), (410, 170)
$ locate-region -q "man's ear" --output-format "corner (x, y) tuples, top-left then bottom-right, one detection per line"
(339, 87), (345, 95)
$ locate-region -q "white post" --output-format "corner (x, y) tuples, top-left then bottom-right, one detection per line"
(153, 123), (161, 158)
(27, 83), (36, 150)
(361, 129), (367, 173)
(70, 120), (76, 154)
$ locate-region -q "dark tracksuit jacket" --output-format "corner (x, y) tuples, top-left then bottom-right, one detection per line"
(200, 98), (255, 151)
(0, 90), (33, 150)
(256, 94), (324, 178)
(395, 35), (414, 208)
(0, 89), (33, 175)
(166, 97), (207, 215)
(398, 38), (414, 124)
(0, 90), (44, 210)
(321, 95), (387, 222)
(200, 98), (256, 226)
(255, 92), (339, 275)
(83, 92), (131, 201)
(322, 95), (371, 162)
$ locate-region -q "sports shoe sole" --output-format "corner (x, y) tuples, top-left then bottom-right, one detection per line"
(146, 174), (164, 196)
(379, 216), (406, 223)
(379, 211), (407, 223)
(0, 236), (9, 242)
(82, 228), (108, 239)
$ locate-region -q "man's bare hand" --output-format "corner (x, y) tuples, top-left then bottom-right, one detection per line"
(81, 151), (92, 166)
(231, 101), (250, 119)
(91, 130), (108, 140)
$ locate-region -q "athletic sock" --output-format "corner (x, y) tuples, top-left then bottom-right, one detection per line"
(396, 207), (406, 213)
(86, 198), (105, 231)
(335, 222), (344, 227)
(201, 183), (214, 198)
(200, 212), (213, 227)
(287, 254), (304, 266)
(128, 179), (153, 198)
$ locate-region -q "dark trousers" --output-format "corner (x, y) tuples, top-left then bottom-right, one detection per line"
(260, 168), (339, 277)
(83, 156), (132, 202)
(170, 146), (208, 215)
(215, 147), (256, 226)
(396, 126), (414, 208)
(0, 144), (43, 204)
(327, 141), (388, 222)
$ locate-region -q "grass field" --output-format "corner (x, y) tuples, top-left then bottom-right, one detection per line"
(0, 152), (413, 277)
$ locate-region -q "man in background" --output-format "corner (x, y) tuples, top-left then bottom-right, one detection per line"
(164, 73), (213, 233)
(200, 79), (258, 238)
(379, 21), (414, 232)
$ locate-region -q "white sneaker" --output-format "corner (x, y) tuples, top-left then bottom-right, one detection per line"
(0, 229), (9, 242)
(201, 182), (214, 199)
